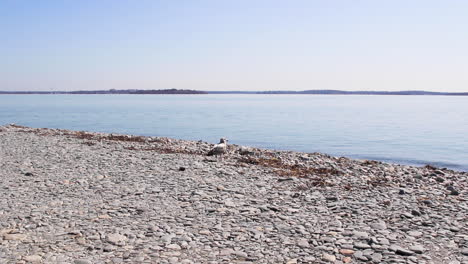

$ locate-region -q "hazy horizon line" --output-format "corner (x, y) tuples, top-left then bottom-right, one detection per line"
(1, 88), (468, 95)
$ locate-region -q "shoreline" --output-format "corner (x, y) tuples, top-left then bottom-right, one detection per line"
(1, 124), (467, 263)
(0, 124), (468, 173)
(2, 123), (466, 173)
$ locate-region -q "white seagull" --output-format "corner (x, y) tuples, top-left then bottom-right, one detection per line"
(207, 138), (228, 160)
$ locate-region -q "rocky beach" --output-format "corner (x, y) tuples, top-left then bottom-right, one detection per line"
(0, 124), (467, 264)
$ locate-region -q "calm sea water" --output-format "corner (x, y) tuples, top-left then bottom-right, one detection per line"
(1, 94), (467, 171)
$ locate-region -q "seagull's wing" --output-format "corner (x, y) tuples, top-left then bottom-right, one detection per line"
(207, 143), (226, 156)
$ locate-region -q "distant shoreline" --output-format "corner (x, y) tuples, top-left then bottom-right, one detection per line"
(1, 89), (468, 96)
(0, 88), (207, 95)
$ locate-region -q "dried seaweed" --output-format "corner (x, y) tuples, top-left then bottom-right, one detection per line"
(82, 141), (96, 146)
(9, 124), (28, 128)
(105, 134), (147, 143)
(123, 146), (199, 155)
(424, 164), (437, 170)
(237, 156), (341, 179)
(366, 177), (391, 187)
(361, 160), (382, 166)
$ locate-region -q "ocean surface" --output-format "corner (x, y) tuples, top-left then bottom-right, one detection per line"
(1, 94), (467, 171)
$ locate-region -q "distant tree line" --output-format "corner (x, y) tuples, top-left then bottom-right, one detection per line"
(0, 89), (207, 94)
(209, 90), (468, 96)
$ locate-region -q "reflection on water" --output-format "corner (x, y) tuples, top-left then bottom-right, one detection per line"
(1, 94), (467, 171)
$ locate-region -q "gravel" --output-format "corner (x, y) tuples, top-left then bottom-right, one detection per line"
(0, 124), (467, 263)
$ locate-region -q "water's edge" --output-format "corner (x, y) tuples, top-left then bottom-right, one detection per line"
(3, 123), (466, 173)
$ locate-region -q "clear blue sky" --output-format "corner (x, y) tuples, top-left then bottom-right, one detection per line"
(1, 0), (467, 91)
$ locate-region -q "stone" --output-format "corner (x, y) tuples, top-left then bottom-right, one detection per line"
(24, 255), (42, 263)
(199, 230), (211, 235)
(239, 146), (254, 155)
(354, 242), (371, 249)
(103, 245), (115, 252)
(395, 247), (414, 256)
(168, 257), (179, 263)
(379, 238), (390, 245)
(166, 244), (181, 250)
(362, 248), (374, 256)
(410, 245), (425, 254)
(74, 260), (92, 264)
(322, 253), (336, 262)
(339, 249), (355, 255)
(408, 231), (423, 237)
(353, 231), (368, 239)
(219, 248), (234, 256)
(3, 233), (27, 240)
(353, 251), (367, 261)
(234, 251), (248, 258)
(161, 234), (174, 243)
(107, 233), (127, 245)
(371, 221), (387, 230)
(460, 248), (468, 256)
(297, 238), (309, 248)
(371, 253), (383, 262)
(98, 214), (111, 219)
(224, 200), (236, 207)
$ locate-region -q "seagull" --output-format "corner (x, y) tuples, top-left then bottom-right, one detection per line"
(207, 138), (228, 160)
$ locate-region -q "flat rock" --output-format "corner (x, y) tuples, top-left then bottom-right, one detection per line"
(3, 233), (27, 240)
(107, 233), (127, 245)
(395, 247), (414, 256)
(339, 249), (355, 255)
(460, 248), (468, 256)
(74, 260), (92, 264)
(354, 242), (371, 249)
(408, 231), (423, 237)
(370, 221), (387, 230)
(24, 255), (42, 263)
(371, 253), (383, 262)
(353, 231), (369, 239)
(219, 248), (234, 256)
(410, 244), (425, 254)
(297, 238), (309, 248)
(322, 253), (336, 262)
(166, 244), (181, 250)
